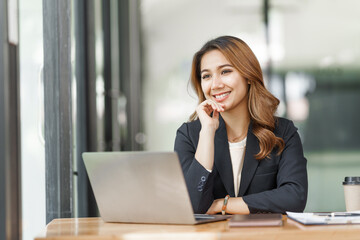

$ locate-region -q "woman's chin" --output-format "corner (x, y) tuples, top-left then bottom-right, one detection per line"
(221, 105), (229, 112)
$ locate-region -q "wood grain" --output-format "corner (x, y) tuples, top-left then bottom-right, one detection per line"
(35, 216), (360, 240)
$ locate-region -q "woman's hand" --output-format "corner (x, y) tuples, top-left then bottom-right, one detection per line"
(194, 100), (224, 170)
(206, 198), (223, 215)
(206, 197), (250, 215)
(196, 100), (225, 132)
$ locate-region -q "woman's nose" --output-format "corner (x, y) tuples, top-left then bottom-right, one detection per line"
(211, 75), (224, 89)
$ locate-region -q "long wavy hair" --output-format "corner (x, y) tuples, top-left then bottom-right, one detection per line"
(189, 36), (284, 160)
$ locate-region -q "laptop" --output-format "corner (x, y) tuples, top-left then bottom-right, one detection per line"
(82, 151), (230, 224)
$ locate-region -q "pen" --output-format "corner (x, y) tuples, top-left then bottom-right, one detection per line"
(314, 212), (360, 217)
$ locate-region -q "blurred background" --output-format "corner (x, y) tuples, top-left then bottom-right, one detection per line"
(3, 0), (360, 239)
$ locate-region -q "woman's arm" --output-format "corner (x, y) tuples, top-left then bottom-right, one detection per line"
(194, 100), (224, 170)
(175, 122), (215, 213)
(174, 100), (224, 213)
(206, 197), (250, 214)
(242, 121), (308, 213)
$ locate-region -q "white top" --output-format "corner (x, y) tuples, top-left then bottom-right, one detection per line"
(228, 137), (247, 196)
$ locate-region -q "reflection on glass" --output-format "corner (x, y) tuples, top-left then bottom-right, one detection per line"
(19, 0), (45, 239)
(95, 0), (106, 151)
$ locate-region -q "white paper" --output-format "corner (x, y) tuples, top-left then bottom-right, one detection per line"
(286, 211), (360, 225)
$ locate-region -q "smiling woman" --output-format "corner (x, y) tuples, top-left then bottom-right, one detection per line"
(174, 36), (308, 215)
(199, 50), (249, 115)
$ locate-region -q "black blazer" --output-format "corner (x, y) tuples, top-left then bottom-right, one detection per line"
(174, 116), (308, 214)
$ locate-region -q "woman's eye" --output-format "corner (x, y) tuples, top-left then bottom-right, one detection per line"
(221, 69), (232, 75)
(202, 74), (210, 80)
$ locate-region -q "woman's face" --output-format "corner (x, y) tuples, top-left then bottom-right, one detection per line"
(200, 50), (248, 112)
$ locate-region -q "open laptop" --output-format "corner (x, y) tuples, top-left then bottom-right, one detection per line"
(82, 151), (230, 225)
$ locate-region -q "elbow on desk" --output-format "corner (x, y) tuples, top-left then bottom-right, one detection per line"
(291, 191), (308, 212)
(280, 186), (308, 213)
(243, 185), (308, 214)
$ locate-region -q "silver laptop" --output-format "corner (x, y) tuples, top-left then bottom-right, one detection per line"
(83, 151), (229, 225)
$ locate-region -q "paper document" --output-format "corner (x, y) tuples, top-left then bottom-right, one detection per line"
(286, 211), (360, 225)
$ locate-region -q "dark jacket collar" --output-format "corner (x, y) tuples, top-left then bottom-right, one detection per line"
(214, 115), (260, 197)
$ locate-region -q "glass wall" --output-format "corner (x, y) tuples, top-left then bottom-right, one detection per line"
(19, 0), (45, 239)
(141, 0), (360, 212)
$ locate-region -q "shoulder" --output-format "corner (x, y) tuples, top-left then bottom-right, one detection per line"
(274, 117), (298, 141)
(175, 119), (201, 149)
(176, 119), (201, 140)
(177, 119), (201, 134)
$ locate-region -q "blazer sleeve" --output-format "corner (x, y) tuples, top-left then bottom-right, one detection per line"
(174, 122), (215, 213)
(242, 120), (308, 214)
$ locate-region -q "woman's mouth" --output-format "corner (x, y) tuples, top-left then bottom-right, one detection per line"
(213, 92), (230, 102)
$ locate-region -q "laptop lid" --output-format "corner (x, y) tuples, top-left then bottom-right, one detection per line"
(83, 151), (227, 224)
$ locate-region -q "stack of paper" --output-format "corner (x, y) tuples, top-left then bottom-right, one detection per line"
(286, 211), (360, 225)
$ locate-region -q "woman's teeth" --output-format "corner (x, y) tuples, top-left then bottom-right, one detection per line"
(214, 92), (230, 99)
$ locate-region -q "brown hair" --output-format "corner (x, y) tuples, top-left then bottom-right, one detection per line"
(189, 36), (284, 160)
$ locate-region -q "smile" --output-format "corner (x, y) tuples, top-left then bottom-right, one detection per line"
(213, 92), (230, 102)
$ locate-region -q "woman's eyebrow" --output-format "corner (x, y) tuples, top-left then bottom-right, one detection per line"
(218, 64), (233, 69)
(200, 64), (233, 74)
(200, 68), (209, 74)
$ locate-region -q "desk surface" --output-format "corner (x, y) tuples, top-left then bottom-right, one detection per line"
(35, 216), (360, 240)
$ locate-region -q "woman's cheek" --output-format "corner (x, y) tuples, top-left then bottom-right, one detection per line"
(201, 82), (211, 96)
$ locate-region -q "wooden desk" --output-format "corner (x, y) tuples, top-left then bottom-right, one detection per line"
(35, 216), (360, 240)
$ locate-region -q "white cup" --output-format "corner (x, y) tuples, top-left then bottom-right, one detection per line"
(343, 176), (360, 212)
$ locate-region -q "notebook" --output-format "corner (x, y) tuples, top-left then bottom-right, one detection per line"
(82, 151), (230, 225)
(229, 214), (283, 227)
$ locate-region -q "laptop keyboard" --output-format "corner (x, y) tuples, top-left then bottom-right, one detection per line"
(194, 214), (216, 220)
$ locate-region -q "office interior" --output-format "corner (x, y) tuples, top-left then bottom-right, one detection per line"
(1, 0), (360, 239)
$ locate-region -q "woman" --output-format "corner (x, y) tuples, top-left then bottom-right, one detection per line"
(174, 36), (307, 215)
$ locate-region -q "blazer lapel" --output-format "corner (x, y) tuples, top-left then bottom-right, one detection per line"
(214, 115), (235, 197)
(238, 121), (260, 197)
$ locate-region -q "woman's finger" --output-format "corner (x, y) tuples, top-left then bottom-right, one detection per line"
(213, 110), (219, 119)
(197, 100), (224, 116)
(210, 101), (223, 112)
